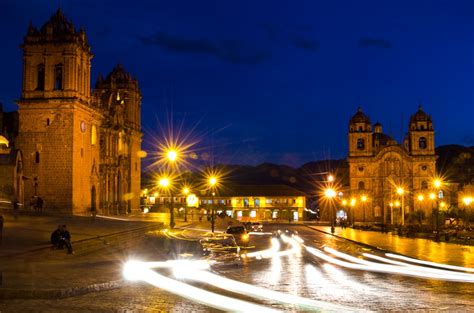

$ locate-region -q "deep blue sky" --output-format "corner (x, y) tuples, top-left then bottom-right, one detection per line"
(1, 0), (473, 166)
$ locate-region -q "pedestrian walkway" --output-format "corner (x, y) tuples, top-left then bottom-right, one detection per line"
(308, 226), (474, 268)
(0, 213), (164, 298)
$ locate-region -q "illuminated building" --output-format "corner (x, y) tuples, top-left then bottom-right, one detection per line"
(15, 9), (142, 214)
(347, 106), (437, 224)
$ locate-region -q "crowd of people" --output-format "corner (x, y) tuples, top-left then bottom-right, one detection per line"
(50, 225), (74, 254)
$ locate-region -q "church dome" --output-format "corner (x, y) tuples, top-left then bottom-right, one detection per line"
(350, 107), (371, 124)
(105, 64), (133, 84)
(410, 105), (432, 123)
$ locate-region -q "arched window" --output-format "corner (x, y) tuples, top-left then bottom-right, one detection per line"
(419, 137), (427, 149)
(358, 181), (365, 190)
(37, 64), (45, 90)
(254, 198), (260, 207)
(54, 64), (63, 90)
(357, 138), (365, 150)
(358, 126), (363, 132)
(421, 181), (428, 189)
(91, 125), (97, 145)
(35, 151), (40, 164)
(438, 190), (444, 199)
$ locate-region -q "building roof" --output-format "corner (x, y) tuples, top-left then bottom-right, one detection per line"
(23, 9), (89, 49)
(207, 185), (307, 197)
(349, 107), (371, 124)
(410, 105), (432, 123)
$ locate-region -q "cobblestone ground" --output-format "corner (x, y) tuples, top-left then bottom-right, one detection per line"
(0, 284), (220, 313)
(1, 224), (473, 312)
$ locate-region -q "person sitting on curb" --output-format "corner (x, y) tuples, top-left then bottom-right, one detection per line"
(51, 225), (63, 250)
(61, 225), (74, 254)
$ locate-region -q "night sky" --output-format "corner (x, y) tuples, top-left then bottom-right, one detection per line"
(1, 0), (473, 167)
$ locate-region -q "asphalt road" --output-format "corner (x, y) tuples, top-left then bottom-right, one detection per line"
(3, 224), (473, 312)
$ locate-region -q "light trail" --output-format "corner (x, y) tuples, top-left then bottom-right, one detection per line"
(363, 253), (474, 280)
(123, 261), (279, 313)
(242, 234), (300, 259)
(386, 253), (474, 273)
(175, 269), (356, 312)
(306, 246), (474, 283)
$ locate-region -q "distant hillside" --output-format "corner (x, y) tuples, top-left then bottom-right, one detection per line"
(142, 144), (474, 194)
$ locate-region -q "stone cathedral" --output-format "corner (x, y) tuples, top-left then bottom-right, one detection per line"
(347, 106), (437, 224)
(16, 9), (142, 215)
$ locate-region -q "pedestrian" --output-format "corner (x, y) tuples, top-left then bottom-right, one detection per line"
(29, 196), (36, 211)
(0, 215), (4, 245)
(12, 197), (19, 220)
(61, 225), (74, 254)
(51, 225), (63, 249)
(36, 197), (43, 213)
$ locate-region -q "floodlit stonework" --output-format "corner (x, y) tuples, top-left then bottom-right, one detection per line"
(346, 106), (437, 224)
(16, 9), (142, 215)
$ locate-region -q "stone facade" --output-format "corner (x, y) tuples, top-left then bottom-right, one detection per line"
(16, 9), (141, 215)
(347, 106), (437, 224)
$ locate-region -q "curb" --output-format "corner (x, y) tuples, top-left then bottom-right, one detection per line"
(304, 225), (396, 254)
(0, 279), (124, 299)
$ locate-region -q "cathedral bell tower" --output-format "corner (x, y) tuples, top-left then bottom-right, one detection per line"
(408, 105), (435, 156)
(17, 9), (99, 214)
(348, 107), (373, 157)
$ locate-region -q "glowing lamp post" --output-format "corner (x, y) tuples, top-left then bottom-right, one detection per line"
(396, 187), (405, 225)
(159, 177), (175, 229)
(350, 198), (356, 225)
(324, 188), (337, 233)
(208, 176), (218, 233)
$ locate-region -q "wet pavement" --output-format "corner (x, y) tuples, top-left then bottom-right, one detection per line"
(1, 222), (473, 312)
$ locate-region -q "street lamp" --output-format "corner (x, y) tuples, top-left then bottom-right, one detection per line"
(396, 187), (405, 225)
(208, 176), (218, 233)
(182, 187), (190, 222)
(158, 176), (175, 229)
(361, 195), (367, 223)
(324, 188), (337, 233)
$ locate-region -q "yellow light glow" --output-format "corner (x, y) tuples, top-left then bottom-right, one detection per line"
(389, 202), (393, 207)
(396, 187), (404, 195)
(324, 188), (336, 198)
(186, 194), (198, 207)
(159, 177), (170, 188)
(440, 201), (446, 208)
(154, 192), (159, 197)
(350, 198), (356, 206)
(429, 193), (436, 200)
(395, 200), (400, 207)
(342, 199), (347, 206)
(417, 194), (424, 201)
(361, 195), (367, 202)
(463, 197), (473, 206)
(328, 175), (335, 182)
(183, 187), (190, 195)
(433, 179), (442, 189)
(209, 176), (217, 187)
(167, 149), (178, 162)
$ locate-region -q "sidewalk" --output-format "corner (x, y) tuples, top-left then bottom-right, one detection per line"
(0, 213), (164, 298)
(308, 225), (474, 268)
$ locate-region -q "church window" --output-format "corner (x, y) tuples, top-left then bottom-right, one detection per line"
(54, 64), (63, 90)
(438, 190), (444, 199)
(419, 137), (427, 149)
(35, 152), (40, 164)
(46, 118), (50, 126)
(358, 181), (365, 190)
(357, 138), (365, 150)
(420, 125), (425, 130)
(358, 126), (363, 132)
(421, 165), (427, 171)
(36, 64), (45, 90)
(358, 166), (364, 172)
(421, 181), (428, 189)
(91, 125), (97, 145)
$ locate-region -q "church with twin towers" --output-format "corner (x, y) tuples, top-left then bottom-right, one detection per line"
(16, 9), (142, 215)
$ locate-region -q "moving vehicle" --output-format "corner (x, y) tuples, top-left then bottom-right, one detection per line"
(199, 234), (241, 267)
(226, 225), (250, 246)
(250, 222), (263, 232)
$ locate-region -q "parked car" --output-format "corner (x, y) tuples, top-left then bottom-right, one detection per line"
(199, 234), (241, 267)
(226, 225), (250, 246)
